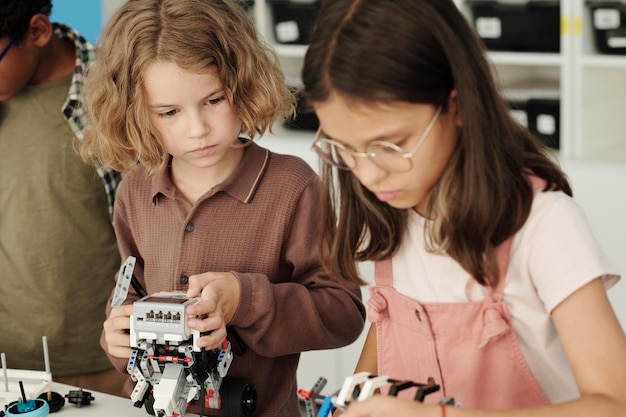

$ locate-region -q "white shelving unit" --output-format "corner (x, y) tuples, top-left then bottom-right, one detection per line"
(573, 1), (626, 162)
(251, 0), (626, 392)
(254, 0), (626, 159)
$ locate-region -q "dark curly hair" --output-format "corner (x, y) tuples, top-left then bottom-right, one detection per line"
(0, 0), (52, 40)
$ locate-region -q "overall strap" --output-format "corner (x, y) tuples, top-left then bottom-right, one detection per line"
(374, 258), (394, 286)
(484, 175), (548, 301)
(485, 237), (514, 302)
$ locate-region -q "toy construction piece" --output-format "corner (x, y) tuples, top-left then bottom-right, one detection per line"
(111, 256), (147, 307)
(37, 392), (64, 413)
(111, 256), (136, 307)
(64, 389), (94, 407)
(4, 382), (50, 417)
(297, 377), (328, 417)
(125, 292), (256, 417)
(298, 373), (460, 417)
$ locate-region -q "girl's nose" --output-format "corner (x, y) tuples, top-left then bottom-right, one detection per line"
(351, 157), (389, 189)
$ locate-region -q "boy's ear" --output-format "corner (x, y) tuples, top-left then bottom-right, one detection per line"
(448, 89), (462, 127)
(27, 14), (53, 47)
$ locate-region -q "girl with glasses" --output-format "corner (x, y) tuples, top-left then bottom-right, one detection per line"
(302, 0), (626, 416)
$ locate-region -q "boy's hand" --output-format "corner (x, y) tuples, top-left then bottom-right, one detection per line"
(103, 304), (134, 358)
(185, 271), (241, 350)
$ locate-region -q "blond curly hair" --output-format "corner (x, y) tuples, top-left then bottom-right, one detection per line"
(81, 0), (294, 176)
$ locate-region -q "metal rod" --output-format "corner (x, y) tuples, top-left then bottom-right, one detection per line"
(42, 336), (51, 374)
(1, 352), (8, 392)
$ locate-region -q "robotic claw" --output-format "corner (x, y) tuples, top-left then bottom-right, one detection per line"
(298, 372), (460, 417)
(113, 257), (257, 417)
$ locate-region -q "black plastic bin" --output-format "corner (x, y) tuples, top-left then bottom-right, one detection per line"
(284, 89), (319, 131)
(587, 1), (626, 54)
(467, 0), (561, 52)
(268, 0), (321, 45)
(235, 0), (254, 11)
(509, 98), (560, 149)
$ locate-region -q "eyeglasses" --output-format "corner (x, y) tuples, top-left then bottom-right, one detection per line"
(311, 105), (443, 172)
(0, 33), (20, 62)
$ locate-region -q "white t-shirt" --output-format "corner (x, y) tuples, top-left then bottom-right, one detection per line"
(392, 190), (620, 403)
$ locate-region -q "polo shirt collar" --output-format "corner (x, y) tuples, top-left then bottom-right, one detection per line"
(150, 141), (270, 204)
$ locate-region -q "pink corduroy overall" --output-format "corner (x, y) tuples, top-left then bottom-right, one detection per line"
(367, 180), (551, 409)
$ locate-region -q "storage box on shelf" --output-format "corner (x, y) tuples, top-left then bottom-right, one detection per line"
(255, 0), (316, 56)
(466, 0), (561, 52)
(505, 80), (561, 149)
(284, 87), (320, 132)
(253, 0), (319, 134)
(236, 0), (255, 12)
(586, 0), (626, 54)
(461, 0), (570, 157)
(266, 0), (320, 45)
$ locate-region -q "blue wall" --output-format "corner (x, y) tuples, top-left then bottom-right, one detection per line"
(49, 0), (102, 44)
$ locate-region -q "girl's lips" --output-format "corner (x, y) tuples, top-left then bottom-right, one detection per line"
(191, 144), (217, 156)
(374, 191), (401, 202)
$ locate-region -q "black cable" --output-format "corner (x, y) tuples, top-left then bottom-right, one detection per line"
(130, 275), (147, 298)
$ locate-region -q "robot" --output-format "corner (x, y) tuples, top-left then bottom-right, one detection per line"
(297, 372), (460, 417)
(113, 257), (256, 417)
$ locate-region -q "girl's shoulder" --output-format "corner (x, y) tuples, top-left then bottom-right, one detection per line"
(524, 188), (584, 232)
(518, 188), (592, 255)
(513, 188), (619, 312)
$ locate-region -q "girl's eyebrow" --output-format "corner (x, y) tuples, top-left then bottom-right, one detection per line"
(325, 128), (407, 145)
(149, 88), (225, 109)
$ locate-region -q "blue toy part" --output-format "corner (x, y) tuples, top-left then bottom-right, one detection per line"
(316, 395), (335, 417)
(6, 398), (50, 417)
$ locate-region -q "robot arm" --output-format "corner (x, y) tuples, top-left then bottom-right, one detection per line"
(298, 373), (460, 417)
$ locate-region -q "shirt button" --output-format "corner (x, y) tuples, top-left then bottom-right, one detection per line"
(180, 275), (189, 284)
(185, 223), (194, 233)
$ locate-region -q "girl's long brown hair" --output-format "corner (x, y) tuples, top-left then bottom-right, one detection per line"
(303, 0), (571, 287)
(80, 0), (294, 175)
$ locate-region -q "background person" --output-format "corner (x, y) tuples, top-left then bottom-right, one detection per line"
(0, 0), (126, 396)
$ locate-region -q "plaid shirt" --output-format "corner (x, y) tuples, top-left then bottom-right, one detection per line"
(55, 23), (121, 219)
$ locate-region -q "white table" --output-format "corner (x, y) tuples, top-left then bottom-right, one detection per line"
(28, 382), (199, 417)
(40, 383), (147, 416)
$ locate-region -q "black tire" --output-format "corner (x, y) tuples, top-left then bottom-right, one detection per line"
(220, 379), (257, 417)
(144, 392), (156, 416)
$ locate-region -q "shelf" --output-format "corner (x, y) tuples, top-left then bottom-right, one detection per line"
(487, 51), (564, 66)
(567, 146), (626, 165)
(273, 44), (308, 58)
(259, 124), (319, 171)
(261, 122), (316, 142)
(580, 54), (626, 68)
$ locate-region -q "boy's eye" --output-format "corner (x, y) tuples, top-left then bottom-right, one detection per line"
(158, 109), (178, 118)
(207, 96), (225, 105)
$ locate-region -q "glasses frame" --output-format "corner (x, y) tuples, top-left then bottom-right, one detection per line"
(311, 104), (443, 172)
(0, 33), (20, 62)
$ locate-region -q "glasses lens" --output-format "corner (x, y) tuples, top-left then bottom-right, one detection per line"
(368, 143), (412, 172)
(314, 140), (353, 169)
